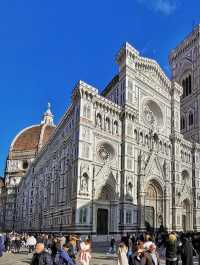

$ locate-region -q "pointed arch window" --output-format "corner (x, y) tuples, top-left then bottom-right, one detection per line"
(188, 75), (192, 94)
(189, 112), (194, 126)
(181, 116), (185, 130)
(182, 79), (186, 97)
(182, 74), (192, 98)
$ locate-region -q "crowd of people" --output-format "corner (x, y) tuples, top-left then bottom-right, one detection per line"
(115, 231), (200, 265)
(0, 232), (92, 265)
(0, 230), (200, 265)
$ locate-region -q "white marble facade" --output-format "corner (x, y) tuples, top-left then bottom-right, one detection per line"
(3, 26), (200, 236)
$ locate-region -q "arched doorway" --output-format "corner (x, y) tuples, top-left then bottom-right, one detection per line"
(145, 180), (163, 230)
(96, 184), (117, 235)
(182, 199), (191, 232)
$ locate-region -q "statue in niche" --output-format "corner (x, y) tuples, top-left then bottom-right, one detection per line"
(138, 151), (147, 172)
(163, 160), (170, 179)
(127, 181), (133, 196)
(113, 121), (118, 134)
(80, 173), (88, 193)
(96, 114), (102, 128)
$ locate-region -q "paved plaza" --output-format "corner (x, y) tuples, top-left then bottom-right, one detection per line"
(0, 251), (118, 265)
(0, 247), (199, 265)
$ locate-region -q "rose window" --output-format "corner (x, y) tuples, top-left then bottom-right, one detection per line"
(97, 142), (115, 162)
(143, 100), (163, 129)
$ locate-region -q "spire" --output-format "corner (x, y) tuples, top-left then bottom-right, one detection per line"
(41, 103), (54, 126)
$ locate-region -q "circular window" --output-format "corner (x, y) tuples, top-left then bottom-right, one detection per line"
(143, 99), (163, 129)
(97, 142), (115, 162)
(22, 160), (29, 169)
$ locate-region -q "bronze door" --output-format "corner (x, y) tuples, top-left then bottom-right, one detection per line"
(97, 209), (108, 235)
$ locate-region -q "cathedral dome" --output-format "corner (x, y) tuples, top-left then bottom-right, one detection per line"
(11, 124), (55, 152)
(9, 103), (55, 154)
(0, 178), (4, 188)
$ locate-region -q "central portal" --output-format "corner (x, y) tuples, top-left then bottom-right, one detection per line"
(97, 208), (108, 235)
(145, 180), (163, 230)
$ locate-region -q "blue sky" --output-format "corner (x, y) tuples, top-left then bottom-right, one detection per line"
(0, 0), (199, 176)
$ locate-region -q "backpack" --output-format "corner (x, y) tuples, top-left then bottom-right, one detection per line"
(54, 252), (66, 265)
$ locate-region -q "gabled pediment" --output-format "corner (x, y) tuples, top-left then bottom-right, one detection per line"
(145, 152), (165, 179)
(134, 55), (171, 91)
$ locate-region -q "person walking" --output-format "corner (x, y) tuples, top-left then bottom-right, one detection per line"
(110, 237), (116, 254)
(31, 243), (53, 265)
(27, 235), (37, 253)
(193, 233), (200, 265)
(130, 245), (145, 265)
(55, 243), (76, 265)
(0, 233), (5, 257)
(165, 233), (178, 265)
(181, 234), (194, 265)
(143, 243), (160, 265)
(77, 239), (92, 265)
(117, 242), (129, 265)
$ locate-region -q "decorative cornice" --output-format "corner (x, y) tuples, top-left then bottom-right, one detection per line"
(134, 56), (171, 91)
(169, 25), (200, 63)
(116, 42), (171, 92)
(116, 42), (139, 65)
(170, 133), (183, 143)
(170, 81), (183, 97)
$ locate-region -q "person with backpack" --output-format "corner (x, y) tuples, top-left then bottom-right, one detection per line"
(54, 243), (76, 265)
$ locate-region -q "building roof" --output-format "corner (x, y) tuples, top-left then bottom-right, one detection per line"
(0, 177), (5, 188)
(10, 103), (55, 153)
(11, 124), (55, 152)
(101, 75), (119, 97)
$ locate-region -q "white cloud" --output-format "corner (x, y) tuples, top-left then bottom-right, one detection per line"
(137, 0), (178, 15)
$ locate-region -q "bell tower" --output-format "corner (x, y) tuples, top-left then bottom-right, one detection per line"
(169, 25), (200, 142)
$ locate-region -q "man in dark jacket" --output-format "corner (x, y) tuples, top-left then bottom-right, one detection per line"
(165, 233), (177, 265)
(181, 235), (194, 265)
(31, 243), (53, 265)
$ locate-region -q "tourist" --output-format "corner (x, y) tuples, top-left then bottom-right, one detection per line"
(0, 232), (5, 257)
(51, 239), (60, 262)
(55, 243), (76, 265)
(193, 233), (200, 265)
(68, 235), (78, 262)
(4, 233), (11, 253)
(117, 242), (129, 265)
(77, 239), (92, 265)
(14, 235), (21, 253)
(110, 237), (116, 254)
(130, 245), (145, 265)
(128, 236), (133, 256)
(165, 232), (177, 265)
(27, 234), (37, 253)
(180, 234), (194, 265)
(143, 243), (160, 265)
(60, 235), (66, 248)
(31, 243), (53, 265)
(143, 234), (153, 251)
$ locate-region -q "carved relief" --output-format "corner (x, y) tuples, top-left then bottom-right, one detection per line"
(163, 160), (170, 180)
(138, 150), (148, 172)
(142, 99), (164, 132)
(82, 127), (90, 140)
(97, 142), (115, 162)
(143, 105), (156, 127)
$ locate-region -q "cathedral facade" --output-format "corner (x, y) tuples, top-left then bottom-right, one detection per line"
(1, 25), (200, 238)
